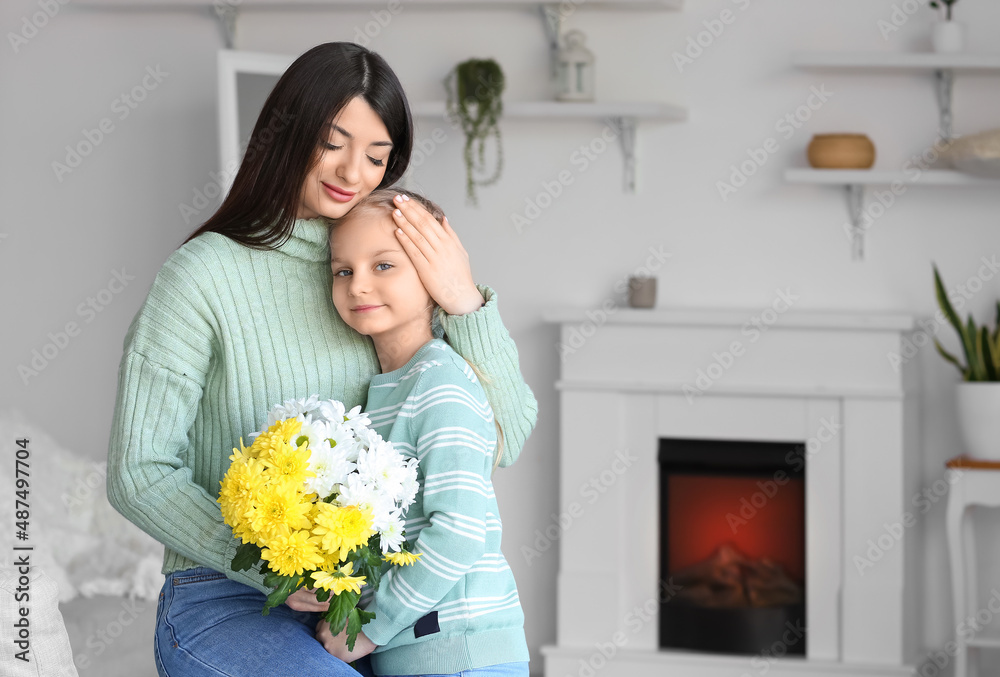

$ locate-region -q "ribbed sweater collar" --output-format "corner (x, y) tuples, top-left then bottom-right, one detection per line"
(275, 217), (331, 262)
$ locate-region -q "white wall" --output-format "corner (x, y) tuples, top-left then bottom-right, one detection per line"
(4, 0), (1000, 673)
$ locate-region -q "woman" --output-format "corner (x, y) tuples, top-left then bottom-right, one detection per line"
(106, 42), (537, 677)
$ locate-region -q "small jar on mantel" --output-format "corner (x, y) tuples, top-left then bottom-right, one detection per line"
(555, 30), (595, 102)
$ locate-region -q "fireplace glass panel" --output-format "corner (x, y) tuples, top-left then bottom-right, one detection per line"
(659, 438), (806, 656)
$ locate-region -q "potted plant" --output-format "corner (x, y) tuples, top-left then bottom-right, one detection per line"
(929, 0), (964, 53)
(933, 264), (1000, 459)
(444, 58), (505, 206)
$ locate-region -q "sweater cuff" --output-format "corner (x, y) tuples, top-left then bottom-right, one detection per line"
(224, 537), (270, 594)
(362, 606), (408, 647)
(436, 284), (507, 363)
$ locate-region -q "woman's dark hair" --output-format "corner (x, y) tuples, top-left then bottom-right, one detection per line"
(185, 42), (413, 249)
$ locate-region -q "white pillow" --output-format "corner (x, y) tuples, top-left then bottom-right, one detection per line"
(0, 410), (163, 603)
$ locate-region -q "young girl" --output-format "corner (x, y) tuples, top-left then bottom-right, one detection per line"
(106, 43), (536, 677)
(320, 188), (529, 676)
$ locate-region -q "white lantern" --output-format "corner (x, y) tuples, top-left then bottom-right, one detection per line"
(555, 30), (595, 102)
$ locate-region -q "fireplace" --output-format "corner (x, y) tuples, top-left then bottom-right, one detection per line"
(659, 438), (806, 655)
(543, 307), (922, 677)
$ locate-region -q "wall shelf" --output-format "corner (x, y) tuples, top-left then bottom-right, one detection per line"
(219, 50), (686, 195)
(76, 0), (682, 9)
(791, 51), (1000, 74)
(410, 100), (686, 121)
(787, 51), (1000, 260)
(785, 168), (999, 186)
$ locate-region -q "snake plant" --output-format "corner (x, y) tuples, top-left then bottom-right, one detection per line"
(934, 264), (1000, 381)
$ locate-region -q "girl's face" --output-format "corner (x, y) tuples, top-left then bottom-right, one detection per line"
(330, 209), (434, 354)
(297, 96), (392, 220)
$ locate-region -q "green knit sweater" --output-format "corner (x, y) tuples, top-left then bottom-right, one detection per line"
(106, 218), (537, 591)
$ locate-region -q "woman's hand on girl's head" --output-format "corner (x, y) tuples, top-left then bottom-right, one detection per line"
(391, 194), (484, 315)
(285, 587), (331, 612)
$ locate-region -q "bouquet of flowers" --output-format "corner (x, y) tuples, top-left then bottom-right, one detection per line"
(218, 395), (420, 649)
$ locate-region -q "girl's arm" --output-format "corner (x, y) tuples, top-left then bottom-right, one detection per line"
(105, 252), (269, 594)
(360, 364), (493, 646)
(391, 200), (538, 467)
(436, 284), (537, 468)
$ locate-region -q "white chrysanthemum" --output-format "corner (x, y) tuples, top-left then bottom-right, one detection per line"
(355, 427), (383, 452)
(343, 405), (372, 432)
(266, 395), (321, 427)
(327, 424), (362, 463)
(295, 415), (332, 451)
(379, 511), (406, 553)
(305, 440), (357, 499)
(315, 399), (346, 424)
(398, 459), (420, 510)
(336, 473), (394, 530)
(357, 440), (405, 499)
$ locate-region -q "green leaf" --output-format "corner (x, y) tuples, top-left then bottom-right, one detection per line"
(323, 590), (360, 641)
(976, 327), (994, 380)
(344, 606), (376, 653)
(983, 327), (999, 380)
(935, 339), (968, 378)
(355, 543), (383, 591)
(231, 542), (262, 572)
(966, 315), (984, 380)
(346, 608), (364, 652)
(934, 265), (962, 331)
(262, 575), (301, 616)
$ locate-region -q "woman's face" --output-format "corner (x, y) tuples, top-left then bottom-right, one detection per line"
(297, 96), (392, 220)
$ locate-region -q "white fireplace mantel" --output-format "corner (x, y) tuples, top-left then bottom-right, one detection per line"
(542, 307), (922, 677)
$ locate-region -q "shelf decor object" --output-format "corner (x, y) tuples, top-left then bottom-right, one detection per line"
(806, 134), (875, 169)
(555, 30), (595, 102)
(947, 128), (1000, 178)
(788, 51), (1000, 260)
(444, 58), (506, 206)
(930, 0), (964, 53)
(933, 264), (1000, 461)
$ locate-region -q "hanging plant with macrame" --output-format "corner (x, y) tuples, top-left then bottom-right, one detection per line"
(444, 58), (505, 206)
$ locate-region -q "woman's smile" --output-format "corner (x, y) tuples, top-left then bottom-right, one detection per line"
(323, 182), (356, 203)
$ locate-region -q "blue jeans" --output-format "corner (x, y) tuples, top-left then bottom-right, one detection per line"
(379, 663), (529, 677)
(154, 567), (369, 677)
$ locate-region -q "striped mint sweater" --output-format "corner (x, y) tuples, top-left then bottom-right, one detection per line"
(360, 338), (528, 675)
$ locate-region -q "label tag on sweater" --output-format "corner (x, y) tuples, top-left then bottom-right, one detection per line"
(414, 611), (440, 638)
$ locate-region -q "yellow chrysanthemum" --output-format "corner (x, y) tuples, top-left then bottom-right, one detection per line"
(383, 551), (422, 567)
(311, 504), (375, 561)
(218, 457), (266, 532)
(259, 439), (314, 488)
(248, 419), (303, 458)
(260, 529), (324, 577)
(310, 562), (367, 595)
(249, 484), (313, 543)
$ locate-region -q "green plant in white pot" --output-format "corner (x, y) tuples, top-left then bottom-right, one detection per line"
(934, 264), (1000, 459)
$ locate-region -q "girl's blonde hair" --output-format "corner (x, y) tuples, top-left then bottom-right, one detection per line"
(330, 188), (505, 471)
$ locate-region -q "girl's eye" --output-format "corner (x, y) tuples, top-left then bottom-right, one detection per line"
(375, 263), (392, 271)
(368, 156), (385, 167)
(334, 269), (352, 277)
